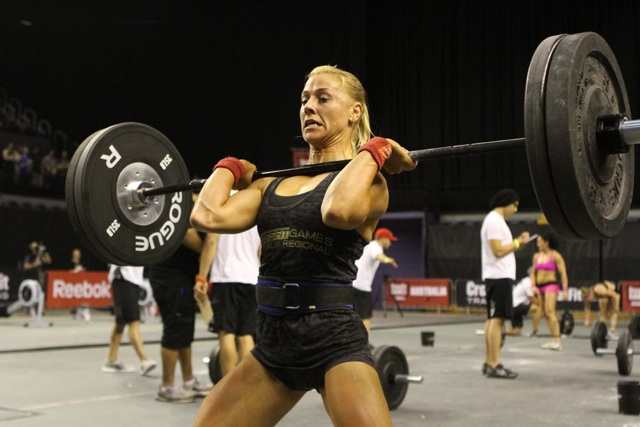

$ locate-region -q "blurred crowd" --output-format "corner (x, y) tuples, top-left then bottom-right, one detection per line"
(1, 140), (70, 196)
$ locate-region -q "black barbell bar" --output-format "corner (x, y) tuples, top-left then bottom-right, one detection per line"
(140, 113), (638, 200)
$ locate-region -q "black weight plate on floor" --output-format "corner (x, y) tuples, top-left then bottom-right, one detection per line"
(71, 122), (192, 266)
(544, 32), (633, 240)
(560, 310), (575, 335)
(629, 314), (640, 339)
(591, 320), (608, 355)
(616, 330), (633, 376)
(208, 347), (223, 385)
(373, 345), (409, 411)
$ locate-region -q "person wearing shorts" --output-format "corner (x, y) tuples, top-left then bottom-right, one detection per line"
(530, 231), (569, 350)
(148, 220), (213, 403)
(190, 65), (416, 426)
(196, 223), (260, 377)
(480, 188), (530, 379)
(102, 265), (156, 376)
(581, 280), (620, 337)
(353, 227), (398, 336)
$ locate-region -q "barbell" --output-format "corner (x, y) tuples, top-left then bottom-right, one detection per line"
(591, 320), (634, 376)
(65, 31), (637, 266)
(205, 344), (423, 410)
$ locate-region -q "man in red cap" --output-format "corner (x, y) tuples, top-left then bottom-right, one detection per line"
(353, 227), (399, 336)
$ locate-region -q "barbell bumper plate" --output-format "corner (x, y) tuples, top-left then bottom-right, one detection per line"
(208, 347), (223, 385)
(616, 330), (634, 376)
(68, 122), (192, 266)
(373, 345), (410, 411)
(544, 32), (633, 240)
(591, 320), (608, 354)
(525, 33), (581, 241)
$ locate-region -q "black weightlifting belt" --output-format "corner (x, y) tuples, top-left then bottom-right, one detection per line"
(256, 279), (354, 309)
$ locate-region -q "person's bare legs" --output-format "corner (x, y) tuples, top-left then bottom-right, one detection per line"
(236, 335), (255, 361)
(127, 320), (151, 361)
(543, 293), (560, 342)
(486, 317), (504, 367)
(160, 347), (180, 388)
(193, 354), (305, 427)
(219, 331), (239, 376)
(107, 323), (125, 363)
(322, 361), (393, 427)
(178, 346), (194, 383)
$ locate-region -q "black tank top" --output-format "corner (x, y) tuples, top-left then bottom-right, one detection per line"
(257, 172), (366, 284)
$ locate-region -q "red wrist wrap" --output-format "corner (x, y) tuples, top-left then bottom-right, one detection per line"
(357, 137), (391, 171)
(213, 157), (244, 186)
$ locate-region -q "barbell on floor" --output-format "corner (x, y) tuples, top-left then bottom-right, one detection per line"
(205, 344), (423, 411)
(591, 320), (634, 376)
(65, 31), (638, 267)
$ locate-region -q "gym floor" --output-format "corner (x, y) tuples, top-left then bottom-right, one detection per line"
(1, 309), (639, 426)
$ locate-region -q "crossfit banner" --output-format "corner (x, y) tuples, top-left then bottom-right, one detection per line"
(385, 278), (450, 308)
(45, 270), (111, 309)
(455, 279), (587, 310)
(620, 281), (640, 312)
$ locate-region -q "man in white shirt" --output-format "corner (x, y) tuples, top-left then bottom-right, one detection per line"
(353, 227), (398, 334)
(480, 189), (530, 379)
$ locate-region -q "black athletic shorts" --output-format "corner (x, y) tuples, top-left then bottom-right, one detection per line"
(210, 282), (257, 336)
(353, 289), (373, 320)
(111, 278), (141, 324)
(485, 278), (514, 320)
(251, 307), (374, 391)
(148, 269), (196, 349)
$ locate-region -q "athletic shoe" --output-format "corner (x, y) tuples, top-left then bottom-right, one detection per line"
(607, 332), (619, 341)
(156, 386), (196, 403)
(102, 361), (135, 373)
(486, 364), (518, 379)
(528, 331), (539, 337)
(482, 363), (490, 375)
(140, 359), (157, 376)
(542, 341), (563, 351)
(184, 378), (213, 397)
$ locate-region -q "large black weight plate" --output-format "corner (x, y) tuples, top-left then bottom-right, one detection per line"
(629, 314), (640, 339)
(208, 347), (223, 385)
(70, 122), (192, 266)
(373, 345), (409, 411)
(616, 330), (633, 376)
(545, 32), (632, 240)
(560, 310), (575, 336)
(591, 320), (608, 355)
(525, 34), (580, 241)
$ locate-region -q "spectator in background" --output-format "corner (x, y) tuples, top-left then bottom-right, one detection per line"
(30, 145), (43, 188)
(40, 148), (58, 190)
(1, 141), (19, 189)
(504, 270), (540, 336)
(196, 221), (261, 378)
(16, 145), (33, 189)
(53, 149), (69, 192)
(352, 227), (399, 336)
(102, 264), (157, 375)
(68, 248), (85, 272)
(148, 196), (213, 403)
(22, 241), (52, 285)
(581, 280), (620, 339)
(480, 188), (530, 379)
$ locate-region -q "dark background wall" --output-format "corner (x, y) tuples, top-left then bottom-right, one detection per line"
(1, 1), (640, 214)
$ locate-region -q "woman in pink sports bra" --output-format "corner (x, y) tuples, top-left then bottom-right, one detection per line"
(530, 231), (568, 350)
